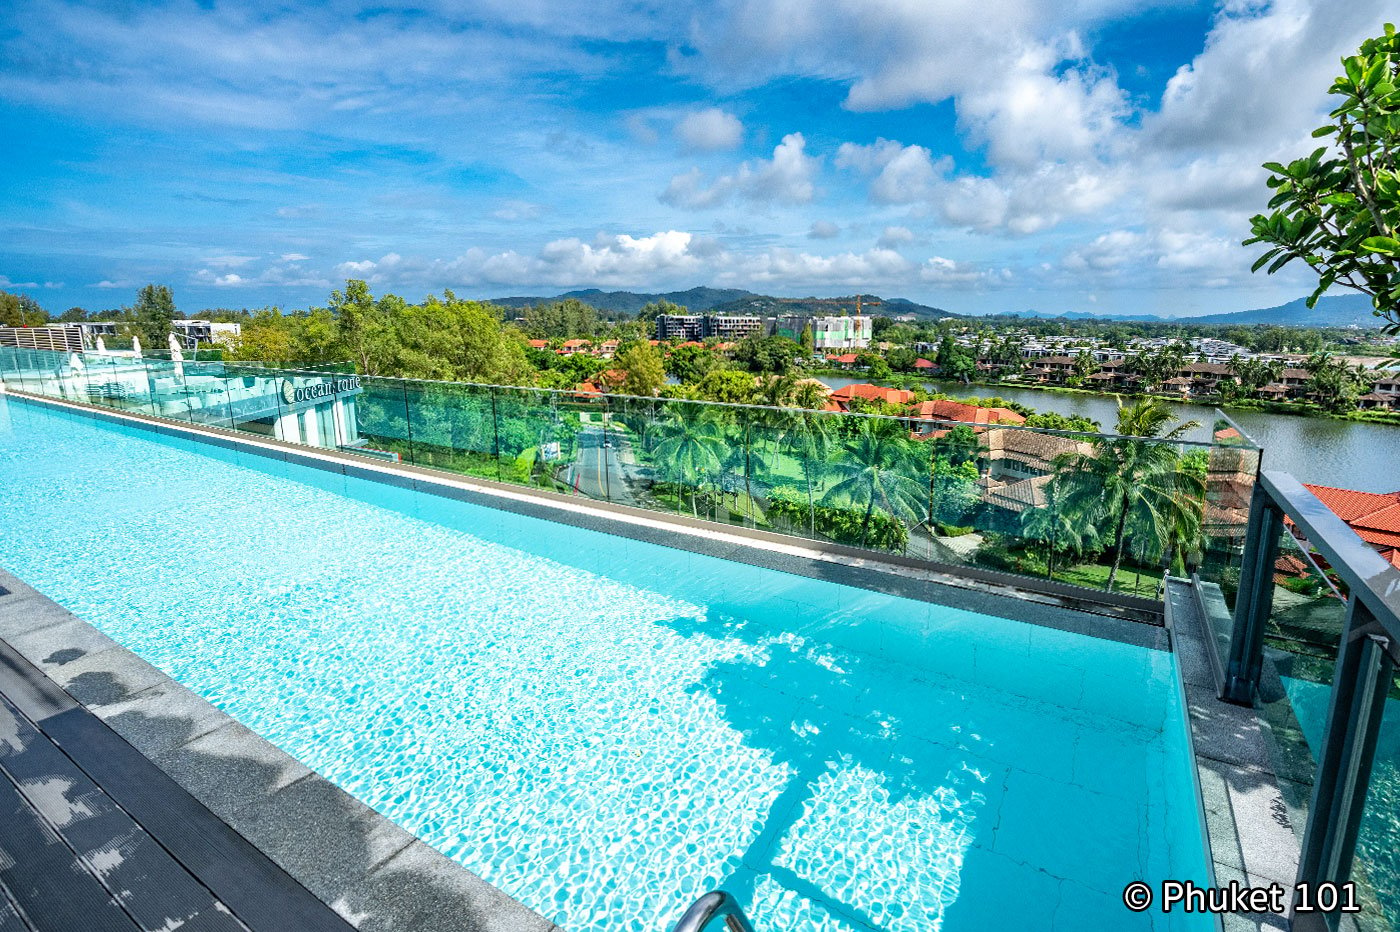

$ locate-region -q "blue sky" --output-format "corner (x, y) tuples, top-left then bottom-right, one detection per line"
(0, 0), (1390, 317)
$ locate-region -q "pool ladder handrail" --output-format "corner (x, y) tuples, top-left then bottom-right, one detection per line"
(669, 891), (757, 932)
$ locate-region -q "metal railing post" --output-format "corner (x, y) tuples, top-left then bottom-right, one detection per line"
(1222, 486), (1283, 704)
(1293, 601), (1394, 931)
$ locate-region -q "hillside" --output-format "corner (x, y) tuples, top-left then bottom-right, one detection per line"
(486, 286), (757, 315)
(486, 288), (958, 319)
(988, 293), (1383, 327)
(1189, 293), (1380, 326)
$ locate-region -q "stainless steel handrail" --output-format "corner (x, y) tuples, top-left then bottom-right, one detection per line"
(670, 891), (757, 932)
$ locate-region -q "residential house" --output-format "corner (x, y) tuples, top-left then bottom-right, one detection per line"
(827, 383), (915, 411)
(907, 400), (1025, 439)
(1299, 484), (1400, 569)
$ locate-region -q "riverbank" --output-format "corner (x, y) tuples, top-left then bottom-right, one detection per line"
(811, 373), (1400, 493)
(802, 366), (1400, 426)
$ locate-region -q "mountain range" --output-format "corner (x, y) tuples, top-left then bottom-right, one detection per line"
(486, 287), (958, 319)
(484, 287), (1385, 328)
(999, 293), (1381, 327)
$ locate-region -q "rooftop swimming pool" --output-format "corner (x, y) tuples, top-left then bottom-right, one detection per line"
(0, 395), (1211, 931)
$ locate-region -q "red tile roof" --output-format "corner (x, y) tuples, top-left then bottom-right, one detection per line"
(907, 399), (1026, 426)
(1303, 484), (1400, 550)
(914, 358), (935, 369)
(828, 353), (860, 364)
(527, 339), (549, 348)
(828, 383), (915, 407)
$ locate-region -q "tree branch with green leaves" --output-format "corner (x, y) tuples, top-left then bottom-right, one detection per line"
(1245, 24), (1400, 333)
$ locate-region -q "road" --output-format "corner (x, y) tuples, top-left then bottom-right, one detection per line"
(565, 427), (639, 505)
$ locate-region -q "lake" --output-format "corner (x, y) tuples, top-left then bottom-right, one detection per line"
(817, 376), (1400, 493)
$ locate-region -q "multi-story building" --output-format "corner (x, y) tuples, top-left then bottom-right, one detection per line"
(171, 319), (241, 349)
(812, 315), (871, 351)
(654, 314), (765, 342)
(654, 314), (705, 341)
(706, 315), (764, 341)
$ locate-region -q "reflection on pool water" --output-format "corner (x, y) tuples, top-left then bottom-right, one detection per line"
(0, 396), (1211, 931)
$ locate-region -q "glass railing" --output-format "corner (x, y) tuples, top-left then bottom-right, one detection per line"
(0, 346), (1258, 605)
(1254, 522), (1348, 848)
(1224, 470), (1400, 930)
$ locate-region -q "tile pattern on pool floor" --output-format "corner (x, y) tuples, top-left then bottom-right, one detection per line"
(0, 396), (1211, 931)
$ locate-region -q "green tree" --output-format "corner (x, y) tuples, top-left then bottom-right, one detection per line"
(130, 284), (176, 347)
(1245, 24), (1400, 332)
(651, 407), (728, 516)
(525, 298), (598, 338)
(617, 342), (666, 396)
(637, 299), (684, 324)
(799, 323), (815, 355)
(0, 292), (46, 327)
(1021, 481), (1099, 580)
(329, 280), (394, 375)
(1073, 350), (1097, 378)
(693, 369), (756, 404)
(1233, 355), (1285, 397)
(823, 417), (926, 547)
(665, 343), (718, 384)
(1303, 350), (1368, 412)
(1052, 398), (1205, 591)
(396, 292), (532, 384)
(734, 334), (801, 374)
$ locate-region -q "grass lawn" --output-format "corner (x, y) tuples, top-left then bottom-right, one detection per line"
(1055, 561), (1164, 597)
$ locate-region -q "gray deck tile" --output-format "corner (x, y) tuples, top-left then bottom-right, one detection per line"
(43, 646), (172, 709)
(7, 617), (119, 672)
(224, 774), (418, 908)
(338, 841), (558, 932)
(92, 680), (232, 759)
(154, 720), (314, 822)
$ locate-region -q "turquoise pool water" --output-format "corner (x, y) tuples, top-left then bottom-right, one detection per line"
(0, 396), (1210, 931)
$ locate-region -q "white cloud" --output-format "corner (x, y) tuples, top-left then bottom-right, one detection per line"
(280, 253), (310, 262)
(660, 133), (818, 208)
(492, 200), (546, 222)
(920, 256), (1012, 287)
(1062, 230), (1145, 272)
(0, 275), (39, 289)
(193, 262), (331, 288)
(675, 107), (743, 152)
(835, 139), (949, 204)
(807, 220), (840, 239)
(325, 229), (1013, 295)
(876, 226), (915, 249)
(202, 255), (258, 268)
(336, 231), (705, 288)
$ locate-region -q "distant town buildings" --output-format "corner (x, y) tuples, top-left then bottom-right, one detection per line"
(812, 315), (872, 351)
(0, 320), (241, 353)
(653, 314), (764, 342)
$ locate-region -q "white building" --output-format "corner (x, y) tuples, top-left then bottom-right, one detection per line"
(172, 319), (242, 348)
(813, 316), (872, 351)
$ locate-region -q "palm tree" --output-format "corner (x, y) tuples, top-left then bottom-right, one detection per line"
(651, 406), (728, 517)
(1304, 351), (1368, 413)
(779, 400), (836, 536)
(1231, 355), (1284, 398)
(823, 417), (927, 547)
(1020, 481), (1098, 580)
(1052, 398), (1205, 591)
